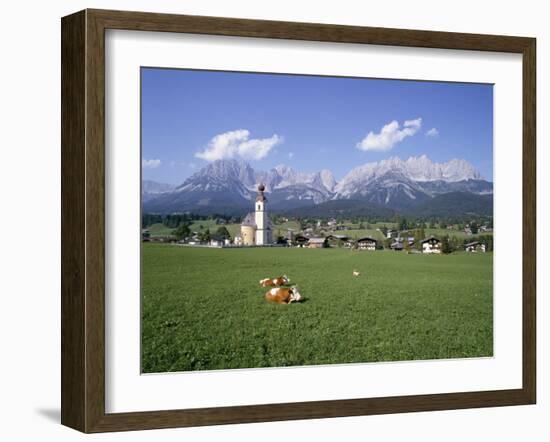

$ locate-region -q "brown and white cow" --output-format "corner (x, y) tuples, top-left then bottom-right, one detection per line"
(264, 286), (302, 304)
(259, 275), (290, 287)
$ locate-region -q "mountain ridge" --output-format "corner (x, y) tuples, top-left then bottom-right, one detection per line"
(142, 157), (493, 216)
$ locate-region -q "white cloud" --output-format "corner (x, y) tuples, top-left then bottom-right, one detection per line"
(195, 129), (282, 161)
(288, 152), (294, 159)
(356, 118), (422, 151)
(142, 158), (162, 169)
(426, 127), (439, 137)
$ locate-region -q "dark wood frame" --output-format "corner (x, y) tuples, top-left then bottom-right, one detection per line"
(61, 9), (536, 433)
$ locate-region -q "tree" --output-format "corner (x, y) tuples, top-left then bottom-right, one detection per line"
(174, 223), (191, 240)
(441, 236), (452, 254)
(215, 226), (231, 239)
(380, 225), (388, 237)
(413, 228), (425, 251)
(200, 228), (211, 242)
(403, 239), (411, 252)
(358, 222), (365, 230)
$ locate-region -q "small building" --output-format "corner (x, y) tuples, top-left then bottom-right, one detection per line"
(307, 237), (327, 249)
(386, 229), (397, 239)
(233, 235), (244, 246)
(142, 229), (151, 242)
(326, 234), (349, 247)
(294, 234), (309, 248)
(464, 241), (486, 252)
(357, 236), (377, 251)
(209, 235), (225, 247)
(344, 239), (355, 248)
(390, 241), (403, 251)
(421, 236), (441, 254)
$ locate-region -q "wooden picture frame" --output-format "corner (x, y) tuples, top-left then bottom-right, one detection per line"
(61, 9), (536, 433)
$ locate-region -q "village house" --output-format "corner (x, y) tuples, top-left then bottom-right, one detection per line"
(390, 241), (404, 251)
(326, 234), (349, 247)
(208, 235), (225, 247)
(294, 234), (309, 248)
(421, 236), (442, 254)
(142, 229), (151, 242)
(357, 236), (378, 251)
(186, 233), (202, 245)
(344, 238), (356, 248)
(307, 237), (328, 249)
(386, 229), (397, 239)
(464, 241), (486, 252)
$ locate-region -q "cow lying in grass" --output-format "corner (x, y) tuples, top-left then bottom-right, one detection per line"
(259, 275), (290, 287)
(265, 286), (302, 304)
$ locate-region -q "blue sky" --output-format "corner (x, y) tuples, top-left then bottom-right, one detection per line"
(141, 68), (493, 184)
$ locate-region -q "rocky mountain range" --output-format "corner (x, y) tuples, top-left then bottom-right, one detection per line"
(142, 180), (176, 202)
(142, 156), (493, 217)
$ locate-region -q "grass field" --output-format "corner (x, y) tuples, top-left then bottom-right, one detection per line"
(147, 223), (176, 238)
(188, 219), (219, 233)
(141, 244), (493, 373)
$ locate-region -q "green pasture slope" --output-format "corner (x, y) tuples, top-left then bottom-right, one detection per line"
(141, 244), (493, 373)
(146, 223), (176, 238)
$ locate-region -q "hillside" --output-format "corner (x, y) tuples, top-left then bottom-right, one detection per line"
(281, 199), (396, 219)
(408, 192), (493, 218)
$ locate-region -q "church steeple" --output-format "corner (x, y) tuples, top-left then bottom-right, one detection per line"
(256, 183), (266, 202)
(255, 183), (270, 245)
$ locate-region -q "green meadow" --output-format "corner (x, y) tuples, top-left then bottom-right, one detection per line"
(141, 244), (493, 373)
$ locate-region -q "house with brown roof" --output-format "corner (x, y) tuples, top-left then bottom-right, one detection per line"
(357, 236), (377, 251)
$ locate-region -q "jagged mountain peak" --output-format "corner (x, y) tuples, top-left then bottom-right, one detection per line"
(143, 157), (491, 214)
(335, 156), (483, 195)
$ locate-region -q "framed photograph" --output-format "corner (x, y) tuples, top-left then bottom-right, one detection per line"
(61, 9), (536, 433)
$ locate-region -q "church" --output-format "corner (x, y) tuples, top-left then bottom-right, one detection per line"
(238, 183), (272, 246)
